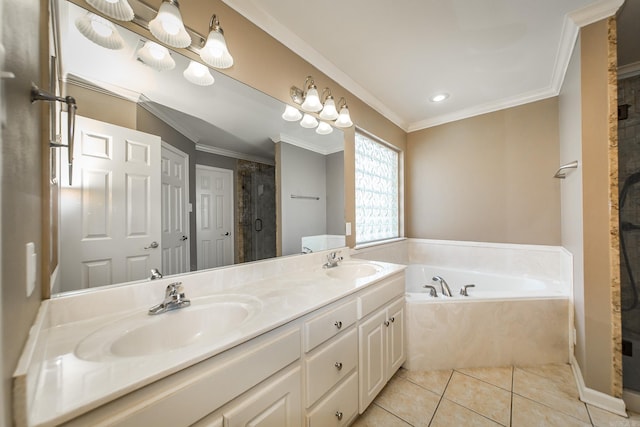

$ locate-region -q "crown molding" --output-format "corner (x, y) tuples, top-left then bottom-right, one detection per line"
(195, 143), (274, 165)
(619, 61), (640, 79)
(63, 73), (141, 103)
(271, 133), (343, 156)
(137, 98), (202, 143)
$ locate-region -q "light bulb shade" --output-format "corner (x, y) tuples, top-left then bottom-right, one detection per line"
(137, 41), (175, 71)
(316, 121), (333, 135)
(282, 105), (302, 121)
(200, 30), (234, 69)
(183, 61), (214, 86)
(75, 13), (125, 50)
(319, 97), (339, 120)
(334, 105), (353, 128)
(301, 86), (323, 112)
(86, 0), (134, 21)
(300, 113), (319, 129)
(149, 1), (191, 48)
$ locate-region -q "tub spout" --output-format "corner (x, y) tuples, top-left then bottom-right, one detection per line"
(432, 276), (452, 297)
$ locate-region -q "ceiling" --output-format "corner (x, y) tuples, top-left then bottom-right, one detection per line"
(223, 0), (629, 132)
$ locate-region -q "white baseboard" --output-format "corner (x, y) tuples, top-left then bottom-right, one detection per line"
(570, 355), (627, 417)
(623, 389), (640, 413)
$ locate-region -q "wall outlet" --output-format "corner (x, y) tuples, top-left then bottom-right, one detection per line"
(26, 242), (37, 297)
(345, 222), (352, 236)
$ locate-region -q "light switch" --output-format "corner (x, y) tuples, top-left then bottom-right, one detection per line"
(345, 222), (352, 236)
(26, 242), (37, 297)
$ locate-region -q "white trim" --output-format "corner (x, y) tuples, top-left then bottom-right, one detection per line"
(138, 100), (201, 143)
(570, 354), (627, 416)
(619, 61), (640, 79)
(623, 389), (640, 413)
(195, 143), (274, 166)
(271, 133), (343, 156)
(64, 73), (142, 103)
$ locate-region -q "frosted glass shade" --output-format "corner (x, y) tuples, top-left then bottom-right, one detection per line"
(334, 105), (353, 128)
(301, 86), (322, 112)
(149, 1), (191, 48)
(75, 13), (124, 50)
(137, 41), (175, 71)
(86, 0), (134, 21)
(200, 30), (234, 69)
(183, 61), (214, 86)
(282, 105), (302, 122)
(300, 114), (318, 129)
(319, 97), (339, 120)
(316, 121), (333, 135)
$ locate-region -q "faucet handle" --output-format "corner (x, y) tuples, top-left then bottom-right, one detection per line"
(165, 282), (183, 296)
(423, 284), (438, 297)
(460, 284), (475, 296)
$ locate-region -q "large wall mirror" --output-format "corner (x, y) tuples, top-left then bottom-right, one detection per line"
(50, 0), (345, 295)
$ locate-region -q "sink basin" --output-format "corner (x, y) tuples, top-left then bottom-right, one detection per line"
(325, 261), (382, 280)
(75, 294), (262, 361)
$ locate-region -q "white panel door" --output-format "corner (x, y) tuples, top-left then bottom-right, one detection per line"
(161, 143), (189, 275)
(196, 165), (233, 269)
(60, 114), (161, 290)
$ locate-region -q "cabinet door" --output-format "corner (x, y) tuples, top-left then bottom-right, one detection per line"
(224, 367), (301, 427)
(387, 298), (406, 378)
(358, 310), (387, 413)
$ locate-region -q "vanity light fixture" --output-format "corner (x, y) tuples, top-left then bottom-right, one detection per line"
(85, 0), (134, 21)
(282, 105), (303, 122)
(316, 121), (333, 135)
(200, 14), (234, 69)
(300, 113), (319, 129)
(319, 88), (339, 121)
(429, 93), (449, 102)
(334, 98), (353, 128)
(299, 77), (323, 112)
(149, 0), (191, 48)
(137, 41), (176, 71)
(75, 12), (125, 50)
(183, 60), (214, 86)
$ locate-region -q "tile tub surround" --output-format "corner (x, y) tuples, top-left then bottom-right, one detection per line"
(13, 249), (404, 426)
(354, 364), (638, 426)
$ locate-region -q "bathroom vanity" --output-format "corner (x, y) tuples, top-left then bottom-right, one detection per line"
(13, 251), (405, 426)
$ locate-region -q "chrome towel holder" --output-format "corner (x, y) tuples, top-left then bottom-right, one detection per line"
(553, 160), (578, 179)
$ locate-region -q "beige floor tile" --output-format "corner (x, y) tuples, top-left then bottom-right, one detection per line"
(457, 366), (513, 391)
(630, 411), (640, 427)
(512, 394), (591, 427)
(396, 367), (453, 395)
(374, 376), (441, 427)
(443, 371), (511, 426)
(352, 403), (412, 427)
(431, 398), (502, 427)
(519, 364), (577, 395)
(587, 404), (631, 427)
(513, 367), (590, 422)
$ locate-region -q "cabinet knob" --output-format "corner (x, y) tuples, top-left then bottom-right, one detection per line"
(334, 321), (342, 329)
(384, 320), (390, 327)
(335, 362), (343, 370)
(390, 317), (395, 323)
(335, 411), (343, 420)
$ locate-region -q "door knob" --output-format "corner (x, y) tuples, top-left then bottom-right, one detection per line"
(180, 235), (188, 241)
(144, 241), (159, 249)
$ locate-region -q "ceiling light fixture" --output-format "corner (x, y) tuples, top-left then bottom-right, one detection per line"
(334, 98), (353, 128)
(430, 93), (449, 103)
(316, 121), (333, 135)
(75, 12), (125, 50)
(200, 14), (234, 69)
(149, 0), (191, 48)
(300, 113), (319, 129)
(282, 105), (302, 122)
(85, 0), (134, 21)
(137, 40), (175, 71)
(183, 60), (214, 86)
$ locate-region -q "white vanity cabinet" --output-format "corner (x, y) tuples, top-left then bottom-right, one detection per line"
(357, 275), (406, 413)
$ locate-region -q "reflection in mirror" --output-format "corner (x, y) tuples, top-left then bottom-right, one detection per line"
(52, 0), (345, 295)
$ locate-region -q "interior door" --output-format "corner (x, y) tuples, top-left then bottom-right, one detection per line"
(60, 114), (161, 290)
(161, 143), (190, 275)
(196, 165), (234, 269)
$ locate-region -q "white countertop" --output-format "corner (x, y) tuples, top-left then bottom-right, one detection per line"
(14, 252), (405, 427)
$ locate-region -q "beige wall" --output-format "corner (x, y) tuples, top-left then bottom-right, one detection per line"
(406, 98), (561, 245)
(2, 0), (46, 424)
(66, 83), (137, 129)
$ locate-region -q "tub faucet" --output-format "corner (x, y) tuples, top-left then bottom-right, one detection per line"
(460, 284), (476, 296)
(423, 284), (438, 297)
(432, 276), (453, 297)
(323, 251), (343, 269)
(148, 282), (191, 315)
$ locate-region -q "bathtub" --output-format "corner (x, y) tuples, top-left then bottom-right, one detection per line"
(403, 264), (570, 371)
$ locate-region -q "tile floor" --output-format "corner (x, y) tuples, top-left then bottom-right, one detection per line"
(352, 364), (640, 426)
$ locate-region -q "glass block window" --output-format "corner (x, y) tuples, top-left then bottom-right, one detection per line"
(355, 131), (400, 244)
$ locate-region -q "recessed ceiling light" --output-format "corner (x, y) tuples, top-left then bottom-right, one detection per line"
(430, 93), (449, 103)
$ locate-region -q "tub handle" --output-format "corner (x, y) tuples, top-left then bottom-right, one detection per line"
(423, 284), (438, 297)
(460, 284), (476, 296)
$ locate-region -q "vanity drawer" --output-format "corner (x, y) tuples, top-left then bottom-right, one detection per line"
(304, 300), (357, 352)
(307, 372), (358, 427)
(305, 328), (357, 407)
(357, 274), (405, 319)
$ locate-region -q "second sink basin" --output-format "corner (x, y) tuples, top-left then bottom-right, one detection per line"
(325, 261), (382, 280)
(75, 294), (262, 361)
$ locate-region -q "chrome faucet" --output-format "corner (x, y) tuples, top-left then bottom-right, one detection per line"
(150, 268), (163, 280)
(423, 284), (438, 297)
(148, 282), (191, 315)
(323, 251), (343, 269)
(460, 284), (476, 296)
(432, 276), (453, 297)
(302, 246), (313, 254)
